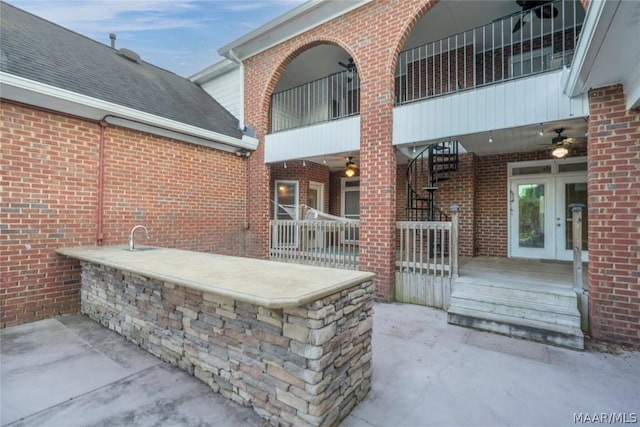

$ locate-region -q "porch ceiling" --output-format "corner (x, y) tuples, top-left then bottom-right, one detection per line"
(396, 117), (588, 160)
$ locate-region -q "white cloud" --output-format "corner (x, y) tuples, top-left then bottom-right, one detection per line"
(8, 0), (203, 36)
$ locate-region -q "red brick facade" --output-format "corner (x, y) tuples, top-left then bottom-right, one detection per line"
(241, 1), (639, 346)
(243, 0), (436, 301)
(3, 0), (638, 347)
(587, 85), (640, 346)
(1, 101), (249, 327)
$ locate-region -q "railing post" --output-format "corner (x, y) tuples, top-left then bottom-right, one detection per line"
(569, 203), (588, 333)
(450, 205), (460, 279)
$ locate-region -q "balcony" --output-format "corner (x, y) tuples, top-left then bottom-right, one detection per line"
(270, 70), (360, 133)
(395, 0), (583, 105)
(270, 0), (583, 129)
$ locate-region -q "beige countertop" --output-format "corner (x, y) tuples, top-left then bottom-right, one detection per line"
(57, 245), (375, 309)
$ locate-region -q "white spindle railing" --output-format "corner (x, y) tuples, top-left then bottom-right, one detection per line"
(269, 220), (360, 270)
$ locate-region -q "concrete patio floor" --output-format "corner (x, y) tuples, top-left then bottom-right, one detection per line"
(2, 303), (638, 427)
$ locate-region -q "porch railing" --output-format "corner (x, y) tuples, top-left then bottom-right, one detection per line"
(270, 70), (360, 133)
(268, 220), (360, 270)
(269, 207), (460, 310)
(395, 205), (458, 309)
(396, 0), (583, 105)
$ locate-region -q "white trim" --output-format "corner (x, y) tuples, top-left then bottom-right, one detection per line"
(308, 181), (325, 212)
(1, 72), (258, 152)
(218, 0), (372, 61)
(340, 177), (360, 219)
(561, 0), (619, 97)
(507, 158), (588, 261)
(189, 58), (238, 83)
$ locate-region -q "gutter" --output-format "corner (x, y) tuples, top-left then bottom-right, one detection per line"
(561, 0), (619, 97)
(0, 72), (258, 152)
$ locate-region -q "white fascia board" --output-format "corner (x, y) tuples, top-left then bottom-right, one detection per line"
(1, 72), (257, 152)
(218, 0), (373, 61)
(562, 0), (619, 97)
(189, 58), (238, 84)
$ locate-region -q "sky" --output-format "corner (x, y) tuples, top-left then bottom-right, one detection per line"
(5, 0), (306, 77)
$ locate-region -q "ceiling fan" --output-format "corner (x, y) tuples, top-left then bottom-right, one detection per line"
(345, 156), (358, 177)
(339, 57), (356, 71)
(512, 0), (559, 33)
(339, 57), (357, 82)
(546, 128), (586, 158)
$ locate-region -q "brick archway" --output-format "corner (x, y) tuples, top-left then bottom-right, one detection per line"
(243, 0), (440, 300)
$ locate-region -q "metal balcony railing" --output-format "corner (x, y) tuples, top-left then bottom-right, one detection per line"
(270, 69), (360, 133)
(396, 0), (583, 105)
(269, 0), (583, 132)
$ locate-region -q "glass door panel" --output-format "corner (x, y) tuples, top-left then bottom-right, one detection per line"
(517, 184), (546, 249)
(556, 177), (588, 261)
(274, 181), (298, 247)
(510, 178), (554, 259)
(307, 182), (324, 249)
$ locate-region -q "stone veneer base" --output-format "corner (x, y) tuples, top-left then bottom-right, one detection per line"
(80, 261), (373, 427)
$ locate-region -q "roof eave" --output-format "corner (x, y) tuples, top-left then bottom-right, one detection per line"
(562, 0), (640, 109)
(218, 0), (373, 61)
(189, 58), (238, 84)
(1, 72), (258, 152)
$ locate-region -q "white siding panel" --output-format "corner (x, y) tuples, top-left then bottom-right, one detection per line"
(200, 68), (241, 119)
(265, 116), (360, 163)
(393, 71), (589, 146)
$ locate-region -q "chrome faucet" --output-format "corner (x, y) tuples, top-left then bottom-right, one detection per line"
(128, 225), (149, 251)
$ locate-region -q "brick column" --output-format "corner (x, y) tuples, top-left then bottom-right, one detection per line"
(359, 83), (397, 302)
(587, 85), (640, 347)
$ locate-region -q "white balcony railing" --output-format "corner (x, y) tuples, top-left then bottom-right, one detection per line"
(396, 0), (583, 104)
(269, 0), (584, 133)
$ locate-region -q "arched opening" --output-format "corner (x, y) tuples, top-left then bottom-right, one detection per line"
(270, 43), (360, 133)
(266, 43), (362, 264)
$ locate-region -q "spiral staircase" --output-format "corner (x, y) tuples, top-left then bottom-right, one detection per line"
(405, 141), (459, 221)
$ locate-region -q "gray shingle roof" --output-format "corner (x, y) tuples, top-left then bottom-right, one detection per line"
(0, 1), (243, 139)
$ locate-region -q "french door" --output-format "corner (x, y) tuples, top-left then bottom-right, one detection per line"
(307, 182), (325, 248)
(509, 161), (587, 261)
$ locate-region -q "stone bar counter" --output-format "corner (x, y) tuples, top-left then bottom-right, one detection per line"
(57, 245), (375, 427)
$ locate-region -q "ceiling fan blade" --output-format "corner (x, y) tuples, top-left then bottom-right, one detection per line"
(338, 61), (349, 68)
(512, 18), (523, 33)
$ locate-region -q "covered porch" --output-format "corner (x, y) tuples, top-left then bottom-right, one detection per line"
(268, 204), (588, 349)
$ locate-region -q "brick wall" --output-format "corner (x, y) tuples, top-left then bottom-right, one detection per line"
(270, 161), (330, 218)
(587, 85), (640, 347)
(1, 101), (249, 327)
(243, 0), (438, 301)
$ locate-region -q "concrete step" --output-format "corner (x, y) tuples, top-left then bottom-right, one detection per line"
(448, 280), (584, 350)
(453, 280), (577, 307)
(450, 291), (580, 328)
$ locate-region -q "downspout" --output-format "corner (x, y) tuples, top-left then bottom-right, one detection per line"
(227, 49), (251, 235)
(228, 49), (245, 131)
(96, 120), (107, 245)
